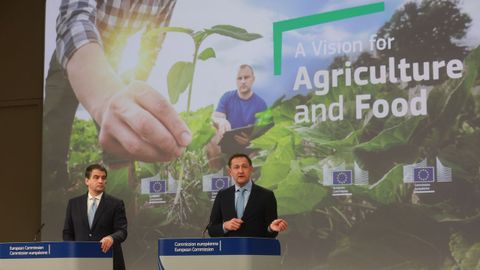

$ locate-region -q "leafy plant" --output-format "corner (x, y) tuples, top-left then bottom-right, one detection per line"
(250, 44), (480, 269)
(156, 25), (262, 114)
(68, 119), (102, 187)
(59, 3), (480, 269)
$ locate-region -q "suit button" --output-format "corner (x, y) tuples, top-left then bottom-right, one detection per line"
(89, 234), (92, 237)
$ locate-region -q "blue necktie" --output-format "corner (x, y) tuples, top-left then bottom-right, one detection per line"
(88, 198), (97, 228)
(236, 188), (246, 219)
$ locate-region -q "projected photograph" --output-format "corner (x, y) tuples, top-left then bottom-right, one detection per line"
(42, 0), (480, 269)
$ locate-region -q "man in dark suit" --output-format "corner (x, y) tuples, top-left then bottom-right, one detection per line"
(63, 164), (128, 270)
(208, 153), (288, 237)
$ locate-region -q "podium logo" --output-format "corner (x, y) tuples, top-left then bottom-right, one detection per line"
(332, 170), (353, 185)
(150, 180), (166, 193)
(413, 167), (435, 182)
(211, 177), (229, 191)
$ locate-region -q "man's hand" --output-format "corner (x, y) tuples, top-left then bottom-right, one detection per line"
(223, 218), (243, 231)
(99, 236), (114, 253)
(233, 131), (250, 145)
(216, 118), (231, 137)
(212, 112), (231, 137)
(269, 219), (288, 232)
(67, 43), (192, 162)
(97, 81), (192, 162)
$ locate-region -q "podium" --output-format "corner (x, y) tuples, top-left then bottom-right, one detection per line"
(0, 241), (112, 270)
(158, 237), (281, 270)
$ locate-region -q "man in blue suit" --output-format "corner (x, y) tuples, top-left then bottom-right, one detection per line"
(63, 164), (128, 270)
(208, 153), (288, 237)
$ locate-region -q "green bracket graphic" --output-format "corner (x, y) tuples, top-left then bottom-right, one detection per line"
(273, 2), (385, 75)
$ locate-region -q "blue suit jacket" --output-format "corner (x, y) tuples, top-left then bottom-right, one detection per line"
(63, 193), (127, 270)
(208, 182), (278, 238)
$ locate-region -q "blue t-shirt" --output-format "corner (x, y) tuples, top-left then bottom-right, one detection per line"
(216, 90), (267, 129)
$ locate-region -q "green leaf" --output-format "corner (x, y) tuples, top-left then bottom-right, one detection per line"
(274, 161), (328, 215)
(250, 96), (303, 150)
(205, 25), (262, 41)
(136, 162), (159, 177)
(193, 31), (207, 46)
(105, 166), (133, 201)
(197, 47), (216, 61)
(167, 61), (193, 104)
(180, 105), (216, 151)
(354, 116), (425, 153)
(255, 108), (273, 126)
(68, 119), (102, 182)
(256, 136), (295, 188)
(434, 46), (480, 128)
(323, 205), (448, 270)
(296, 127), (360, 160)
(156, 26), (194, 35)
(368, 164), (406, 204)
(251, 125), (293, 151)
(449, 232), (480, 269)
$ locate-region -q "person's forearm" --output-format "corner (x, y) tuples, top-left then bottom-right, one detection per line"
(66, 42), (192, 162)
(66, 43), (125, 125)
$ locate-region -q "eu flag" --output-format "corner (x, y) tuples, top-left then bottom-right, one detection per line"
(413, 167), (435, 182)
(150, 180), (166, 193)
(332, 170), (353, 185)
(211, 177), (229, 191)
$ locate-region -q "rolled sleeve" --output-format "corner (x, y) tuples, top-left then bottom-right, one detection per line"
(56, 0), (102, 69)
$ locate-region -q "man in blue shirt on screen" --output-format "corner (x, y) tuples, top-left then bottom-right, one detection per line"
(213, 64), (267, 132)
(207, 64), (267, 168)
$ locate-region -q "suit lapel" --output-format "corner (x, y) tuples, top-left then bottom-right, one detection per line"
(78, 193), (90, 229)
(91, 193), (107, 230)
(242, 183), (257, 219)
(225, 186), (237, 218)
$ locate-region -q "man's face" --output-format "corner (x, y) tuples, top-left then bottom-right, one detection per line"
(236, 67), (255, 95)
(85, 169), (107, 195)
(229, 157), (253, 187)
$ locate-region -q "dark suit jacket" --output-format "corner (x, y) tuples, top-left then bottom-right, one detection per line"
(63, 193), (128, 270)
(208, 182), (278, 238)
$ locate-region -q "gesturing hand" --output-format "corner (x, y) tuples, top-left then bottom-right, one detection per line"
(223, 218), (244, 231)
(269, 219), (288, 232)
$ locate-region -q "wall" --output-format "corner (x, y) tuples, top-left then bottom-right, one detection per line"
(0, 2), (44, 242)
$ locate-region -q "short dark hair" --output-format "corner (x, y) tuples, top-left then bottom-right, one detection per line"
(228, 153), (252, 167)
(85, 164), (107, 179)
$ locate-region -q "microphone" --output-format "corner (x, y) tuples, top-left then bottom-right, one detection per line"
(202, 222), (211, 238)
(34, 223), (45, 242)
